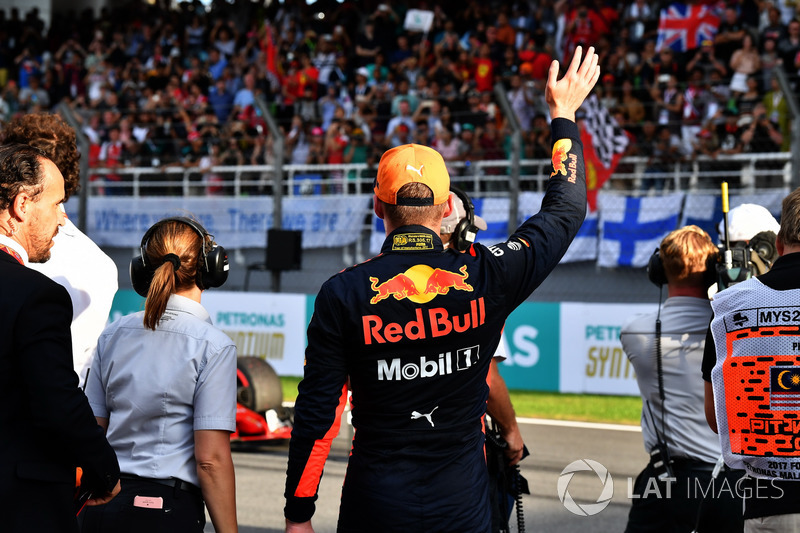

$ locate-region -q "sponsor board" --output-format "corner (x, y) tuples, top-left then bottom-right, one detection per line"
(559, 302), (654, 395)
(110, 290), (308, 376)
(499, 302), (560, 392)
(112, 291), (655, 394)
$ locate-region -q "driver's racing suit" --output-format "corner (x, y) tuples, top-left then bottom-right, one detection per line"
(284, 118), (587, 532)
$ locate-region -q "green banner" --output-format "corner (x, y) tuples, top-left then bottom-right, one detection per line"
(498, 302), (560, 392)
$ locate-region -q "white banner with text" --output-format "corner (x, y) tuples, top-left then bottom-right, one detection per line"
(67, 195), (371, 249)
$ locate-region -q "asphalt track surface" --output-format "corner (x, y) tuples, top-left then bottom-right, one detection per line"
(208, 418), (649, 533)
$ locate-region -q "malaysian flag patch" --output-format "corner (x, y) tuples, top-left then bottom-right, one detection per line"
(770, 366), (800, 411)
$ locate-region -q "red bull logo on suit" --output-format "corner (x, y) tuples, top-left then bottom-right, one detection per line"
(369, 265), (473, 305)
(369, 274), (421, 304)
(550, 139), (572, 178)
(550, 139), (578, 183)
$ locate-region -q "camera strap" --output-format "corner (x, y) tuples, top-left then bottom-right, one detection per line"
(644, 400), (667, 454)
(645, 283), (673, 472)
(654, 285), (669, 451)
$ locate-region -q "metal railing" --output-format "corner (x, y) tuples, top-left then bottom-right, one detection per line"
(86, 151), (793, 199)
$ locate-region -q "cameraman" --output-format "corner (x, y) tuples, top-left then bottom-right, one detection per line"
(715, 203), (780, 290)
(720, 204), (780, 248)
(622, 226), (744, 533)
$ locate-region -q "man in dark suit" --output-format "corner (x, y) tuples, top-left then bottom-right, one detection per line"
(0, 143), (120, 532)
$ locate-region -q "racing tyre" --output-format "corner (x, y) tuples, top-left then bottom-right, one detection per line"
(237, 356), (283, 413)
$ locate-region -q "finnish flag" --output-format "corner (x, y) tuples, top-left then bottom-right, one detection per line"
(598, 193), (684, 268)
(518, 192), (597, 263)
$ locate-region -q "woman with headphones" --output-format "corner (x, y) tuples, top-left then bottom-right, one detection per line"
(81, 217), (237, 533)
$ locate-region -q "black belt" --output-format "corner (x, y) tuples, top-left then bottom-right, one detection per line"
(669, 456), (730, 473)
(120, 473), (202, 498)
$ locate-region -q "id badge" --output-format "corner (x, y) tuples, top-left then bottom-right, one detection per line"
(133, 495), (164, 509)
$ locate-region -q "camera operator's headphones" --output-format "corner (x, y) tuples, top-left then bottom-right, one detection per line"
(450, 186), (481, 252)
(130, 217), (229, 297)
(647, 248), (717, 288)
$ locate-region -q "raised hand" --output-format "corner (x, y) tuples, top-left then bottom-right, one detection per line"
(545, 46), (601, 122)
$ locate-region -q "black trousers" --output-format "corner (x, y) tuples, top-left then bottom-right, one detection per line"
(80, 476), (205, 533)
(625, 459), (745, 533)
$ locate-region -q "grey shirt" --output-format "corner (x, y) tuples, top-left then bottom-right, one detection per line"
(86, 294), (237, 486)
(621, 296), (721, 464)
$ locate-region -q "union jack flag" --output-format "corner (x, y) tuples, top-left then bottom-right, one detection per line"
(656, 3), (720, 52)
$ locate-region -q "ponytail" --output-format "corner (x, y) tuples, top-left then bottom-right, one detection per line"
(140, 221), (202, 330)
(143, 259), (180, 330)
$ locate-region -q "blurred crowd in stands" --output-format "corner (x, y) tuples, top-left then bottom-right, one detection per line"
(0, 0), (797, 194)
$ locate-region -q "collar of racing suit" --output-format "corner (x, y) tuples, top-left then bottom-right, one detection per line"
(381, 224), (446, 254)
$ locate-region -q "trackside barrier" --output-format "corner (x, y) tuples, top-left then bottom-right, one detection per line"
(110, 289), (653, 395)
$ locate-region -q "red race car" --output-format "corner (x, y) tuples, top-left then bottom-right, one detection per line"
(233, 356), (293, 442)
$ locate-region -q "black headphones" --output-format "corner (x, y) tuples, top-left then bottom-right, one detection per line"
(130, 216), (229, 297)
(647, 248), (668, 287)
(450, 186), (481, 252)
(647, 247), (716, 288)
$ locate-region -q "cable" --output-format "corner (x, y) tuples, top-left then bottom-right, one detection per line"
(486, 417), (527, 533)
(691, 455), (726, 533)
(655, 283), (667, 447)
(646, 283), (674, 482)
(514, 464), (525, 533)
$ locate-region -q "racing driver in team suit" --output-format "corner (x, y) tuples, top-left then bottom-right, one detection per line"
(284, 46), (600, 533)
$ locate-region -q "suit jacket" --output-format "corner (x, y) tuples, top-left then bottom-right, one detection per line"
(0, 251), (120, 532)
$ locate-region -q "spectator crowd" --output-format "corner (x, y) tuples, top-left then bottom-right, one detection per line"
(0, 0), (798, 194)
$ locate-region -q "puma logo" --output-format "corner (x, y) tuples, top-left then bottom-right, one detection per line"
(411, 406), (438, 427)
(406, 164), (424, 178)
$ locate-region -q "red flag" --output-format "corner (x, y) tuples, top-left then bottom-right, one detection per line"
(261, 24), (282, 82)
(580, 126), (623, 212)
(579, 95), (630, 211)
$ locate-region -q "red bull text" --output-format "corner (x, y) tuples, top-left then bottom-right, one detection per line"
(362, 297), (486, 345)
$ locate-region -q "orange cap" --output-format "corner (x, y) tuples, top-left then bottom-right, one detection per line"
(374, 144), (450, 206)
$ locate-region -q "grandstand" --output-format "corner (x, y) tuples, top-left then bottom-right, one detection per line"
(2, 0), (798, 301)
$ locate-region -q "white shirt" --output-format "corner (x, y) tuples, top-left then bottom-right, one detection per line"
(0, 234), (29, 264)
(621, 296), (722, 464)
(28, 217), (118, 384)
(86, 294), (237, 485)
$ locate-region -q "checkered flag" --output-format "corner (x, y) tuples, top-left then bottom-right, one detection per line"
(581, 95), (629, 168)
